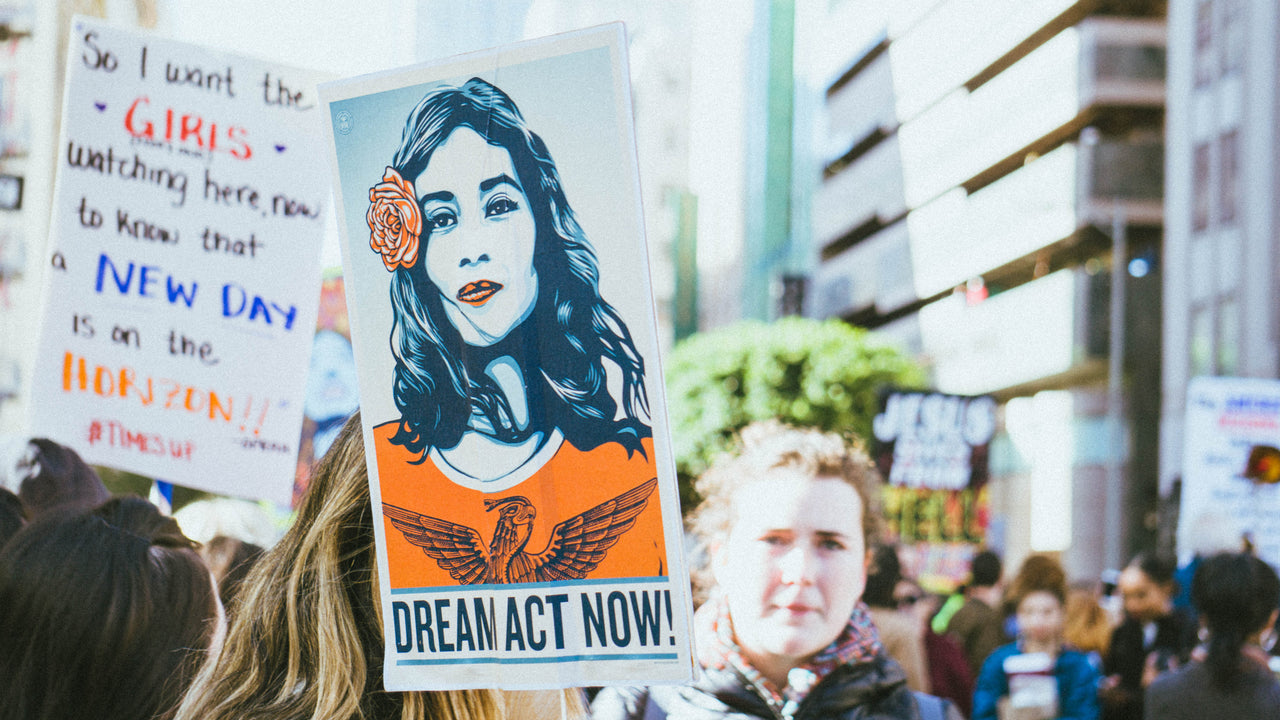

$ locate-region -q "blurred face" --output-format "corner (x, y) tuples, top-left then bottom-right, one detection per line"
(714, 473), (866, 671)
(1017, 590), (1064, 646)
(417, 127), (538, 347)
(1118, 566), (1172, 623)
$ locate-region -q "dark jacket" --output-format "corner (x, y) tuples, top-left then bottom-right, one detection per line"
(591, 652), (962, 720)
(1144, 660), (1280, 720)
(972, 643), (1101, 720)
(945, 597), (1007, 678)
(1102, 610), (1197, 720)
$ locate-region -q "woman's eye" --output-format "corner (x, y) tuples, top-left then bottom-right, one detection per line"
(485, 196), (519, 218)
(425, 210), (456, 231)
(760, 534), (788, 547)
(819, 539), (846, 551)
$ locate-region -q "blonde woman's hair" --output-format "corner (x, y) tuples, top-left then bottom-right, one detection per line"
(1063, 585), (1112, 656)
(686, 420), (883, 601)
(175, 413), (583, 720)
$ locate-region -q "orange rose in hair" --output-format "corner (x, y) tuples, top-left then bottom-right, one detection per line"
(367, 167), (421, 271)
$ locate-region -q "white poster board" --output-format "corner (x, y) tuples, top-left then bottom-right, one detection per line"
(1180, 376), (1280, 566)
(318, 25), (695, 690)
(28, 18), (330, 505)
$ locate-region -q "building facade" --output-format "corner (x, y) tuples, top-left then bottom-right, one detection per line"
(804, 0), (1167, 578)
(1161, 0), (1280, 508)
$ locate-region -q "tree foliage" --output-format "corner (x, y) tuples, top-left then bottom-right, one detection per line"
(664, 317), (925, 508)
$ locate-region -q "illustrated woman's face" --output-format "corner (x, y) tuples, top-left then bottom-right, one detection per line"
(416, 127), (538, 347)
(714, 473), (866, 671)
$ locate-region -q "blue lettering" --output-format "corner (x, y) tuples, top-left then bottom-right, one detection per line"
(273, 302), (298, 330)
(166, 277), (198, 307)
(525, 596), (546, 651)
(221, 283), (246, 318)
(248, 295), (271, 324)
(505, 597), (525, 651)
(95, 253), (134, 294)
(413, 600), (435, 652)
(138, 265), (159, 297)
(392, 601), (412, 653)
(434, 598), (454, 652)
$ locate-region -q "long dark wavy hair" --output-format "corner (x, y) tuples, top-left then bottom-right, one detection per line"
(384, 77), (650, 460)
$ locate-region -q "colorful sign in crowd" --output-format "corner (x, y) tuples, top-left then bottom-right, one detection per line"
(1181, 376), (1280, 568)
(872, 390), (997, 589)
(29, 18), (330, 505)
(317, 26), (694, 689)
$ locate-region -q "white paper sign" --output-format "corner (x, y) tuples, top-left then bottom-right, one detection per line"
(1180, 376), (1280, 567)
(319, 25), (695, 690)
(28, 17), (331, 505)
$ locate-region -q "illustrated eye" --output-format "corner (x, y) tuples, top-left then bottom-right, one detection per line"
(485, 196), (519, 218)
(425, 210), (456, 232)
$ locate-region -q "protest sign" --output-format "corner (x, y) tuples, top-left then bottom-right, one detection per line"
(319, 25), (694, 689)
(1180, 376), (1280, 567)
(873, 390), (997, 589)
(28, 17), (330, 505)
(292, 272), (357, 504)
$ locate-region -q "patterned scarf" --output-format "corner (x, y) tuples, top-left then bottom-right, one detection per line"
(695, 592), (884, 715)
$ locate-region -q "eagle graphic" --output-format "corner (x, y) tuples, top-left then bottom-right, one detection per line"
(382, 477), (659, 584)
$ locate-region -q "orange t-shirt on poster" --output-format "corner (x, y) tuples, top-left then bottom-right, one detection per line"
(374, 421), (667, 589)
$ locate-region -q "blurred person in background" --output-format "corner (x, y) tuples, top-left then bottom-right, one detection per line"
(0, 495), (221, 720)
(947, 549), (1009, 678)
(1100, 552), (1197, 720)
(591, 421), (960, 720)
(1064, 582), (1115, 673)
(1145, 552), (1280, 719)
(1171, 511), (1242, 619)
(197, 534), (265, 616)
(972, 555), (1100, 720)
(896, 576), (975, 718)
(865, 543), (932, 693)
(174, 413), (582, 720)
(12, 437), (109, 518)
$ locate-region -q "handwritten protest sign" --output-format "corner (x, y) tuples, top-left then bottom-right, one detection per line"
(28, 17), (330, 505)
(319, 25), (695, 689)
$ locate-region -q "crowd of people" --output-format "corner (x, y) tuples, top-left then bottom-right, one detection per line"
(2, 422), (1280, 719)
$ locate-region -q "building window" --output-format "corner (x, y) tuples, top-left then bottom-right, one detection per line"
(1220, 0), (1246, 76)
(1195, 0), (1216, 86)
(1190, 304), (1214, 376)
(1219, 130), (1239, 225)
(1217, 296), (1239, 375)
(1193, 142), (1212, 231)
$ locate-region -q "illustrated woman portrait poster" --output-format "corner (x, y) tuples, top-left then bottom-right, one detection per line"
(319, 26), (694, 690)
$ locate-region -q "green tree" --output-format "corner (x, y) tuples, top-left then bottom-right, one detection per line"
(664, 317), (925, 508)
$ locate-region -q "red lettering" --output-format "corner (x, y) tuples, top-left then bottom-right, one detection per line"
(123, 96), (153, 139)
(121, 99), (251, 159)
(227, 125), (251, 160)
(179, 114), (203, 146)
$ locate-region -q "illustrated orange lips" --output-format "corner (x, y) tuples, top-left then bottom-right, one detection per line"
(457, 280), (502, 306)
